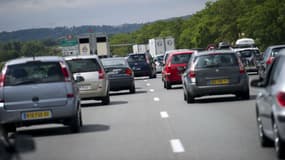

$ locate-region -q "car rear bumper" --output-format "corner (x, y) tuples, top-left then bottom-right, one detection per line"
(0, 100), (78, 126)
(133, 70), (151, 77)
(109, 77), (134, 91)
(79, 81), (108, 99)
(186, 79), (249, 97)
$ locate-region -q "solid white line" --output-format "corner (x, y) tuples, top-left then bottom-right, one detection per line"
(170, 139), (185, 153)
(160, 111), (169, 118)
(149, 89), (155, 92)
(153, 97), (160, 101)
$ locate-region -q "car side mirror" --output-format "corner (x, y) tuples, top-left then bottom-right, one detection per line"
(75, 76), (84, 83)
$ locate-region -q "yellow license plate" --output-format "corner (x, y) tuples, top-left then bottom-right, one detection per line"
(22, 111), (52, 120)
(210, 79), (229, 85)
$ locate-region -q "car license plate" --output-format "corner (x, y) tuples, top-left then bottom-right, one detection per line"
(79, 85), (92, 91)
(22, 111), (52, 120)
(210, 79), (229, 85)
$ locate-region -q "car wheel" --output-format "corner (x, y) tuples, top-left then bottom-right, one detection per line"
(186, 91), (195, 104)
(130, 83), (136, 94)
(70, 108), (82, 133)
(102, 91), (110, 105)
(273, 121), (285, 159)
(256, 109), (272, 147)
(2, 124), (16, 136)
(165, 81), (171, 89)
(242, 89), (250, 100)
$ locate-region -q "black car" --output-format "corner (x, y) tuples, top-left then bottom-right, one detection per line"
(126, 53), (156, 79)
(101, 57), (136, 93)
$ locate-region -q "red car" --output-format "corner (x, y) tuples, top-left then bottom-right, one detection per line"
(162, 50), (196, 89)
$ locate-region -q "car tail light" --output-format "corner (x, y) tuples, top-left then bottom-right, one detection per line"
(266, 57), (274, 65)
(67, 93), (74, 98)
(60, 61), (71, 82)
(237, 58), (245, 74)
(125, 68), (133, 76)
(164, 65), (171, 76)
(99, 69), (105, 79)
(188, 63), (196, 83)
(277, 92), (285, 107)
(0, 66), (7, 87)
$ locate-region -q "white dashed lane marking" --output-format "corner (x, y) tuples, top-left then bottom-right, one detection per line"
(170, 139), (185, 153)
(160, 111), (169, 118)
(149, 89), (155, 92)
(153, 97), (160, 102)
(146, 83), (151, 86)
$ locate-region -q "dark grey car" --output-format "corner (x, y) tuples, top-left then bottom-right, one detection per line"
(0, 56), (82, 133)
(182, 50), (249, 103)
(101, 57), (135, 93)
(251, 51), (285, 159)
(258, 45), (285, 79)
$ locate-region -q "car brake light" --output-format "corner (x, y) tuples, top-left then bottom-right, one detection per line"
(99, 69), (105, 79)
(277, 92), (285, 107)
(0, 66), (7, 87)
(266, 57), (274, 65)
(188, 63), (196, 83)
(59, 62), (71, 82)
(237, 58), (245, 74)
(67, 93), (74, 98)
(125, 68), (133, 76)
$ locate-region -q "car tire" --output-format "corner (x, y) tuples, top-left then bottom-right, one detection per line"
(102, 91), (110, 105)
(256, 109), (272, 147)
(242, 89), (250, 100)
(165, 81), (171, 89)
(186, 91), (195, 104)
(70, 108), (82, 133)
(2, 124), (16, 136)
(273, 121), (285, 159)
(130, 83), (136, 94)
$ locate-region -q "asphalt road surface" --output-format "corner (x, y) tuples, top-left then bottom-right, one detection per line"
(21, 74), (277, 160)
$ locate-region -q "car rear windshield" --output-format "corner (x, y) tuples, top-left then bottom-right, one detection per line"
(5, 62), (64, 86)
(66, 58), (101, 73)
(127, 54), (146, 63)
(101, 59), (127, 67)
(171, 53), (192, 64)
(238, 50), (260, 58)
(271, 47), (285, 57)
(195, 54), (238, 68)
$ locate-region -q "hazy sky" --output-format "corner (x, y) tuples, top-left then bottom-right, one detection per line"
(0, 0), (212, 32)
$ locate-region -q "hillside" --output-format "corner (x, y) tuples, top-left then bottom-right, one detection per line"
(0, 24), (143, 42)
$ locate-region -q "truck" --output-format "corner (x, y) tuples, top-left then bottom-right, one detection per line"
(132, 44), (148, 54)
(77, 33), (111, 57)
(148, 37), (175, 57)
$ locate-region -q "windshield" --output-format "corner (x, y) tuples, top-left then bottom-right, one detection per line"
(5, 62), (64, 86)
(66, 58), (101, 73)
(101, 58), (127, 67)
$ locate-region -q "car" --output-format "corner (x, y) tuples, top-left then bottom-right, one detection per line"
(65, 55), (110, 105)
(162, 49), (191, 66)
(182, 50), (249, 103)
(234, 47), (262, 73)
(154, 54), (164, 73)
(126, 53), (156, 78)
(101, 57), (135, 93)
(258, 44), (285, 79)
(162, 50), (196, 89)
(251, 50), (285, 159)
(0, 56), (82, 133)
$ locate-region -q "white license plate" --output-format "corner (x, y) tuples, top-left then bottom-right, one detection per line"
(80, 85), (92, 91)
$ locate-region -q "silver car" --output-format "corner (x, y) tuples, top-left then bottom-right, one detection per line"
(65, 55), (110, 105)
(251, 51), (285, 159)
(0, 56), (82, 133)
(182, 50), (249, 103)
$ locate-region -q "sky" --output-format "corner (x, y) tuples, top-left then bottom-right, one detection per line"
(0, 0), (212, 32)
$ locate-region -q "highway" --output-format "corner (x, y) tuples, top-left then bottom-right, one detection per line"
(21, 74), (276, 160)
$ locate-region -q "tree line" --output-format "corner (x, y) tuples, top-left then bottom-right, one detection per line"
(110, 0), (285, 56)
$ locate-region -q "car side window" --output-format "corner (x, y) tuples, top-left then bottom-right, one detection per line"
(267, 57), (282, 85)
